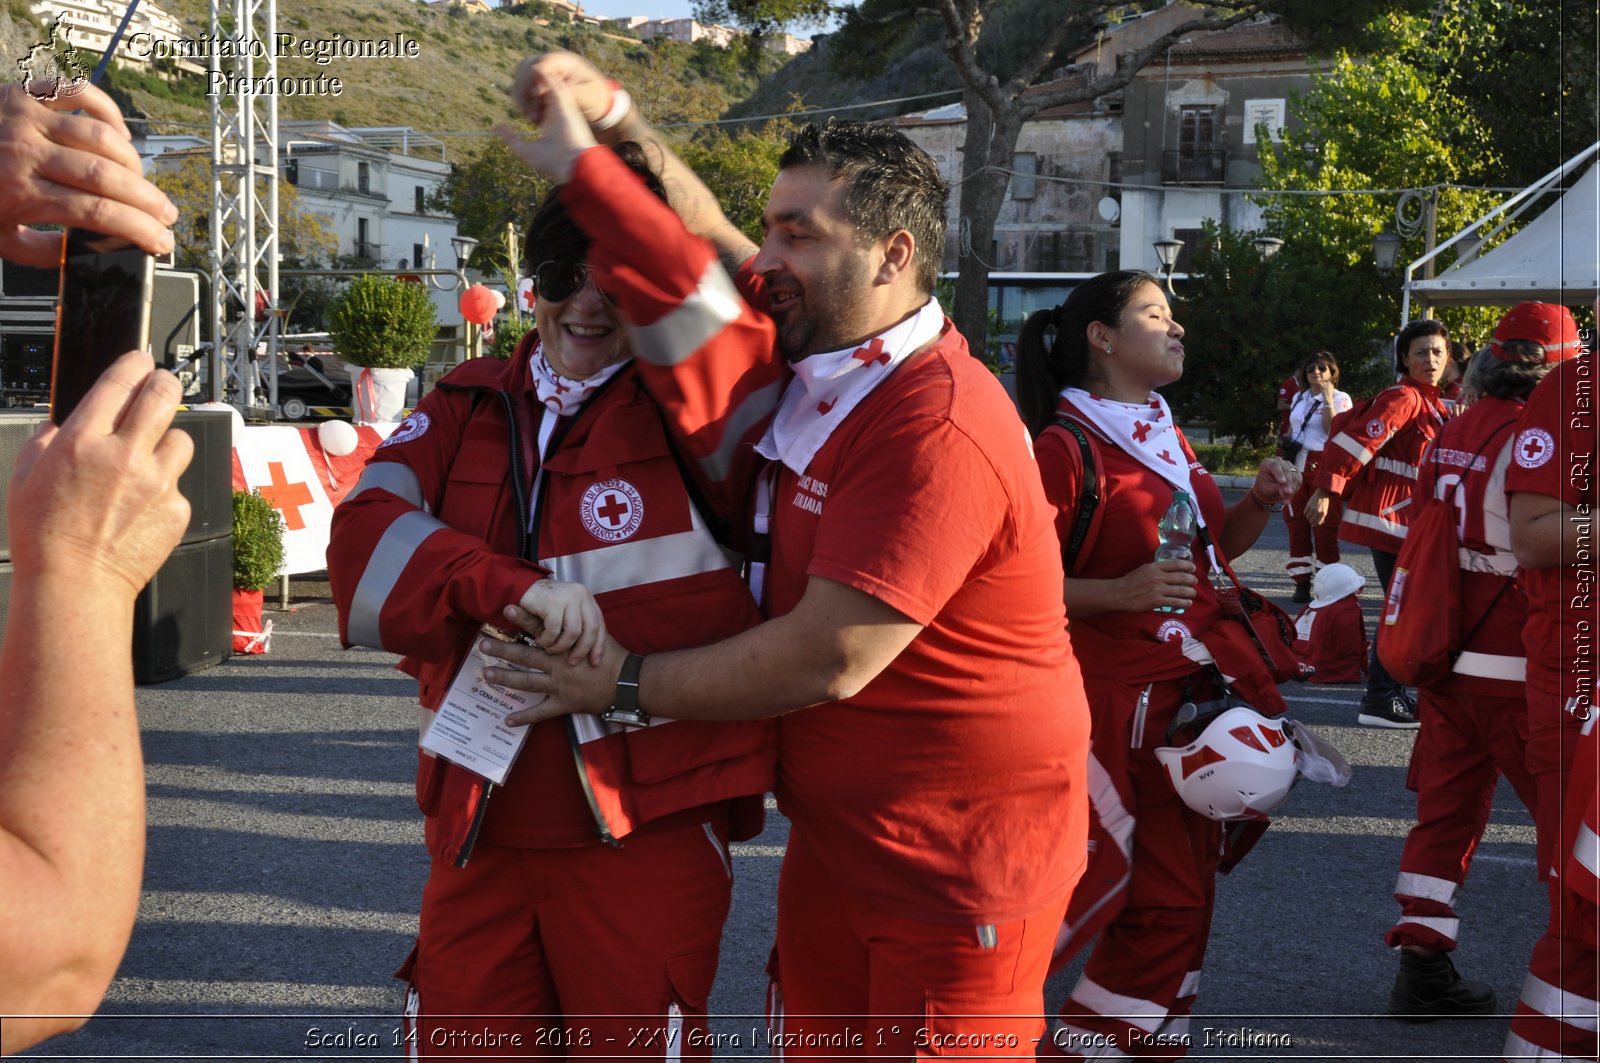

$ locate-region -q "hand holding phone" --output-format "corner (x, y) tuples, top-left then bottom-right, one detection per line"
(51, 227), (154, 424)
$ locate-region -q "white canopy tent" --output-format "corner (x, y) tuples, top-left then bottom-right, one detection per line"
(1405, 141), (1600, 317)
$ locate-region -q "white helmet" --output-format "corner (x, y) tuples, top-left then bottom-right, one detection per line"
(1154, 705), (1299, 821)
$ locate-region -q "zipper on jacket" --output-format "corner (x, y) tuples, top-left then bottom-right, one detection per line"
(454, 782), (494, 868)
(566, 716), (619, 845)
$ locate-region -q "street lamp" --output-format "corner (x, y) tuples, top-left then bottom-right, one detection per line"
(1455, 230), (1483, 265)
(1253, 235), (1284, 260)
(1153, 238), (1184, 296)
(1373, 227), (1401, 276)
(449, 234), (480, 360)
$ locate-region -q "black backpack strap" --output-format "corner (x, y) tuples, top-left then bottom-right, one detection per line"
(1054, 417), (1099, 575)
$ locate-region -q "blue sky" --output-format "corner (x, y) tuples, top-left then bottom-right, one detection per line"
(578, 0), (698, 17)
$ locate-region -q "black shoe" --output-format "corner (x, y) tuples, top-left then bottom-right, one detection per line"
(1389, 950), (1496, 1022)
(1358, 695), (1420, 729)
(1291, 582), (1312, 604)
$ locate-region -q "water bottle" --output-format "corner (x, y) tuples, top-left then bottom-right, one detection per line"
(1154, 490), (1197, 614)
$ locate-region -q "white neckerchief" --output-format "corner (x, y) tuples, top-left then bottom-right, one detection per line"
(1061, 387), (1203, 527)
(756, 298), (946, 474)
(528, 341), (626, 418)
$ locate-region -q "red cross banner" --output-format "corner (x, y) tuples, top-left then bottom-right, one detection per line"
(230, 423), (395, 576)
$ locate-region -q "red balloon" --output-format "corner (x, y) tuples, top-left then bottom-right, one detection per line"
(459, 283), (498, 326)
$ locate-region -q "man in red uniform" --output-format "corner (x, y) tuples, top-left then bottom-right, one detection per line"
(1382, 306), (1564, 1022)
(327, 149), (776, 1057)
(481, 59), (1091, 1058)
(1503, 303), (1598, 1061)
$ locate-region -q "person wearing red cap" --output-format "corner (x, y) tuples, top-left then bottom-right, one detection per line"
(1382, 308), (1564, 1022)
(1499, 301), (1598, 1061)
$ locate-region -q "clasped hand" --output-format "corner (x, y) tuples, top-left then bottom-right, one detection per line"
(478, 601), (627, 727)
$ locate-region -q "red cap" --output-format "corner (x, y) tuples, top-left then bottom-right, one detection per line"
(1489, 302), (1583, 362)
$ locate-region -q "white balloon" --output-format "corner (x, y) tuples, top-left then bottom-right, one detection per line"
(490, 288), (507, 309)
(191, 401), (246, 443)
(317, 418), (360, 456)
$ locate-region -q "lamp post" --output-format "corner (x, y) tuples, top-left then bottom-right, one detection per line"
(450, 234), (480, 360)
(1153, 238), (1184, 298)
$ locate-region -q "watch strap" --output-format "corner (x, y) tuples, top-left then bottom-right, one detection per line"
(600, 653), (648, 729)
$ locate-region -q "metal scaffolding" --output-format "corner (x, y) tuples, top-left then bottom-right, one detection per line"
(207, 0), (279, 415)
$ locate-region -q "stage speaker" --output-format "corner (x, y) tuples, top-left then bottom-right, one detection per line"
(0, 537), (231, 683)
(151, 269), (202, 371)
(0, 410), (231, 558)
(131, 535), (232, 684)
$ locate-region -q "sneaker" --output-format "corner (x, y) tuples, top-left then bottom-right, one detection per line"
(1358, 695), (1420, 729)
(1389, 950), (1496, 1022)
(1291, 582), (1312, 604)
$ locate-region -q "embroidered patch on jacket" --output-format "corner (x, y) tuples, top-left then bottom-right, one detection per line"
(1365, 418), (1386, 439)
(379, 412), (430, 448)
(1156, 619), (1193, 643)
(1514, 428), (1556, 470)
(581, 478), (646, 542)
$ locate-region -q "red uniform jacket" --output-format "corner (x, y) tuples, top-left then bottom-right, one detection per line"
(1314, 378), (1446, 553)
(1292, 596), (1368, 684)
(327, 348), (775, 866)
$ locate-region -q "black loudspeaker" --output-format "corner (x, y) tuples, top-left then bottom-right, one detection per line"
(132, 535), (233, 684)
(171, 410), (233, 545)
(151, 270), (202, 371)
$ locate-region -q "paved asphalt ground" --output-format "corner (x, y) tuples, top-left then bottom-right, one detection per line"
(19, 490), (1546, 1061)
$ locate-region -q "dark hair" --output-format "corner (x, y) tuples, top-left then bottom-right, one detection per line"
(1464, 344), (1556, 400)
(1301, 350), (1341, 387)
(779, 119), (950, 294)
(522, 142), (668, 274)
(1394, 318), (1450, 373)
(1015, 270), (1161, 437)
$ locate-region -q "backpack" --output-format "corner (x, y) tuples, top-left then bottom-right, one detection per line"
(1052, 416), (1104, 575)
(1376, 425), (1514, 686)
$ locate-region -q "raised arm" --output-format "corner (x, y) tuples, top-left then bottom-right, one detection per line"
(506, 52), (758, 274)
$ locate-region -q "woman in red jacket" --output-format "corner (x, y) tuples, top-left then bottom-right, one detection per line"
(1304, 319), (1449, 728)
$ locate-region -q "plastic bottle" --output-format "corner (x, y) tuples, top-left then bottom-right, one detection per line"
(1153, 490), (1197, 614)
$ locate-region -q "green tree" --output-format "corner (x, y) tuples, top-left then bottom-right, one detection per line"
(1255, 9), (1507, 348)
(676, 117), (796, 243)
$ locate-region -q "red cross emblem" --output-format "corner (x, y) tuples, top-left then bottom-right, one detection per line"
(596, 493), (631, 527)
(259, 461), (314, 531)
(1132, 421), (1152, 443)
(1158, 450), (1177, 466)
(817, 398), (837, 415)
(1523, 437), (1546, 461)
(851, 338), (890, 366)
(521, 288), (536, 310)
(1149, 403), (1166, 422)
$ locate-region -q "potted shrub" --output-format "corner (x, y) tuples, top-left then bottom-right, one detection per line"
(326, 273), (438, 423)
(232, 489), (285, 654)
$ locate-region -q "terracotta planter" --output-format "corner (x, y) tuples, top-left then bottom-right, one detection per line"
(232, 587), (271, 654)
(346, 365), (414, 424)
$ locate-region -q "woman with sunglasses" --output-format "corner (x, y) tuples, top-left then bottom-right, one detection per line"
(328, 144), (774, 1059)
(1304, 319), (1450, 728)
(1280, 352), (1352, 604)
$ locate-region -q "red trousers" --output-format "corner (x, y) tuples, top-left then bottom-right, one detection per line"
(1504, 688), (1599, 1061)
(1283, 450), (1342, 585)
(768, 825), (1066, 1060)
(399, 814), (734, 1059)
(1388, 687), (1535, 950)
(1044, 678), (1222, 1061)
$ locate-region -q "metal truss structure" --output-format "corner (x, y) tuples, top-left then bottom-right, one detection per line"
(207, 0), (279, 415)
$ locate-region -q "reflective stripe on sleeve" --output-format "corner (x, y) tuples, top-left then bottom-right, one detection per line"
(1332, 433), (1377, 463)
(1342, 508), (1407, 538)
(347, 511), (449, 649)
(628, 261), (746, 367)
(344, 461), (427, 508)
(700, 377), (785, 483)
(1395, 871), (1459, 905)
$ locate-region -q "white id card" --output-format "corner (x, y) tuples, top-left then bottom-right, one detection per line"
(420, 635), (547, 785)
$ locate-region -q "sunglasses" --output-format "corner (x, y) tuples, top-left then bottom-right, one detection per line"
(531, 260), (608, 303)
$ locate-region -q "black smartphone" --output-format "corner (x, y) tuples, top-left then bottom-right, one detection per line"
(51, 228), (155, 424)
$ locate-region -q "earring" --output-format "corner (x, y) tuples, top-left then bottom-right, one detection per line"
(1105, 345), (1113, 355)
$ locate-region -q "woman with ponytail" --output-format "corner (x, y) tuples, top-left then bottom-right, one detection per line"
(1020, 271), (1299, 1060)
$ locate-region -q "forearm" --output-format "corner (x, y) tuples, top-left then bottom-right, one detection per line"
(0, 574), (144, 1052)
(1219, 497), (1275, 560)
(603, 109), (756, 274)
(1065, 576), (1132, 617)
(1510, 493), (1586, 569)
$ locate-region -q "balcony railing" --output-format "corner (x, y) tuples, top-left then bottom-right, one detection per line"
(1162, 149), (1227, 185)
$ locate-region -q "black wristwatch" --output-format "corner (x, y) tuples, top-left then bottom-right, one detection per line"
(599, 654), (649, 729)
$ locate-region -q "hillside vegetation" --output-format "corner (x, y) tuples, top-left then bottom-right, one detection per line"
(76, 0), (785, 154)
